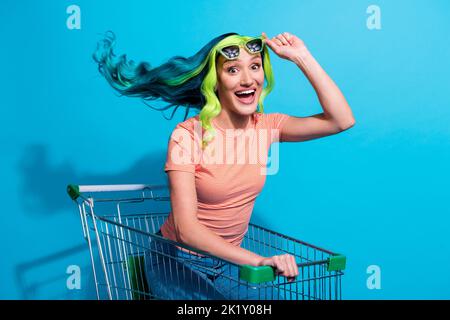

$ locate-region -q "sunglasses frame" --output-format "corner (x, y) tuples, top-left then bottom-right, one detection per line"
(217, 37), (265, 61)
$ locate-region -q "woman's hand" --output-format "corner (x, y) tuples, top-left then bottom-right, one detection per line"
(261, 32), (307, 62)
(258, 254), (299, 282)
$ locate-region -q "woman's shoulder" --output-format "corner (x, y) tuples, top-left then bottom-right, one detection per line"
(255, 112), (289, 130)
(172, 114), (202, 132)
(169, 115), (204, 146)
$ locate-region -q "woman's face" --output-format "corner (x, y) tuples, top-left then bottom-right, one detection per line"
(216, 48), (265, 116)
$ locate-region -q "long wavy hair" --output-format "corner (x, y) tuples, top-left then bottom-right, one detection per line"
(93, 31), (275, 147)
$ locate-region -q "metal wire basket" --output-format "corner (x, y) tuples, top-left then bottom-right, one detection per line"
(67, 184), (346, 300)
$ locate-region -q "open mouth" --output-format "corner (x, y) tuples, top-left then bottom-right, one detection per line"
(234, 89), (256, 104)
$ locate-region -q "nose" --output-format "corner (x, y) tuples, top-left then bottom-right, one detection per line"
(240, 69), (254, 86)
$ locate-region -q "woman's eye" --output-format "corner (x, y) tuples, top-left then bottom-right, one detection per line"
(227, 64), (261, 74)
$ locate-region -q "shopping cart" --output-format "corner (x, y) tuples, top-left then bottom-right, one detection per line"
(67, 184), (346, 300)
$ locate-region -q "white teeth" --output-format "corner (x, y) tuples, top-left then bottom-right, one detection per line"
(235, 89), (255, 95)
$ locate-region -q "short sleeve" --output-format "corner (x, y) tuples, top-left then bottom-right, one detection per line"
(164, 123), (201, 174)
(265, 113), (289, 144)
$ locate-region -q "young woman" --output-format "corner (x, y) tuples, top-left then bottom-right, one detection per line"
(93, 31), (355, 292)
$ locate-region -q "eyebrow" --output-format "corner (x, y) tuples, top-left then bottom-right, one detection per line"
(223, 55), (262, 66)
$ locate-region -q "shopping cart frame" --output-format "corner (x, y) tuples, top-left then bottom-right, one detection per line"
(67, 183), (346, 300)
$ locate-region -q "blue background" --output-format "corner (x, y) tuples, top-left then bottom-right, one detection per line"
(1, 0), (449, 299)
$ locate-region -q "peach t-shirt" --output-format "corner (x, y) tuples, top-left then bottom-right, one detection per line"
(160, 112), (289, 247)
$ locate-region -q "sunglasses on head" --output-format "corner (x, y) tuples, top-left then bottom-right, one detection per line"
(217, 37), (264, 60)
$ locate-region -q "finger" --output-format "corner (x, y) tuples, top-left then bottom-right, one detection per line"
(262, 33), (277, 49)
(262, 32), (276, 46)
(289, 255), (299, 277)
(276, 33), (289, 46)
(284, 255), (295, 277)
(279, 255), (289, 277)
(290, 255), (299, 277)
(273, 256), (284, 274)
(264, 38), (281, 54)
(283, 32), (293, 44)
(273, 38), (283, 46)
(278, 255), (289, 277)
(274, 256), (286, 275)
(266, 38), (277, 49)
(287, 256), (297, 282)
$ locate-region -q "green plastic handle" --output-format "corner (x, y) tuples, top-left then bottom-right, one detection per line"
(67, 184), (80, 200)
(327, 254), (347, 272)
(239, 265), (276, 284)
(240, 254), (347, 284)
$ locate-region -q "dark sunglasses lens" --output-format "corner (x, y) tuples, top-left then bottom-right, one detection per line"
(221, 45), (240, 59)
(246, 39), (263, 53)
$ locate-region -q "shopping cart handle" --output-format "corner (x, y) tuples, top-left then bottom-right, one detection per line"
(240, 254), (347, 284)
(327, 254), (347, 272)
(67, 184), (80, 200)
(239, 265), (276, 284)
